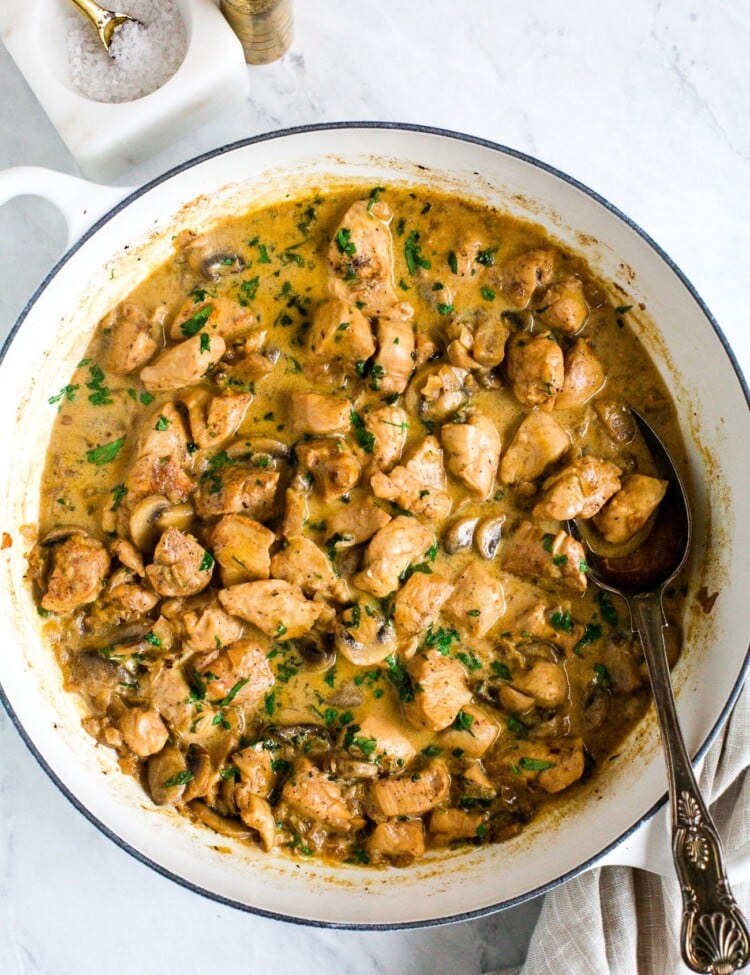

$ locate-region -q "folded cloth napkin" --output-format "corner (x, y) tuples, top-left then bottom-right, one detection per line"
(495, 680), (750, 975)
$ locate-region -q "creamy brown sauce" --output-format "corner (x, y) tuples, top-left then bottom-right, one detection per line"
(31, 184), (686, 867)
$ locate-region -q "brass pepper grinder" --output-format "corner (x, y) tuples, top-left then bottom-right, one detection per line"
(220, 0), (293, 64)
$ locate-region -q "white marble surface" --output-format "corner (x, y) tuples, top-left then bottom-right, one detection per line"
(1, 2), (748, 972)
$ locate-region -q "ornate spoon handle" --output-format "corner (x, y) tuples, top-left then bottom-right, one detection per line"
(632, 592), (750, 974)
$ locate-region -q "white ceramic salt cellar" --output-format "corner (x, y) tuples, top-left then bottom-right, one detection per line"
(0, 0), (249, 180)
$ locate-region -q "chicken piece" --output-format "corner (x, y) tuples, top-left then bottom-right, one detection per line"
(403, 649), (471, 731)
(118, 707), (169, 758)
(352, 714), (416, 770)
(290, 391), (350, 436)
(307, 298), (375, 364)
(324, 499), (392, 549)
(110, 538), (145, 576)
(353, 516), (435, 598)
(125, 454), (193, 504)
(281, 487), (308, 539)
(139, 333), (226, 393)
(193, 467), (279, 520)
(593, 473), (668, 544)
(443, 563), (505, 638)
(372, 307), (416, 395)
(107, 579), (160, 616)
(218, 580), (322, 639)
(282, 757), (354, 831)
(366, 819), (425, 862)
(194, 639), (274, 708)
(451, 232), (488, 279)
(539, 276), (589, 334)
(144, 661), (195, 737)
(499, 248), (555, 307)
(41, 534), (111, 613)
(472, 314), (510, 368)
(370, 759), (451, 816)
(208, 514), (275, 586)
(490, 737), (585, 794)
(182, 388), (252, 449)
(370, 435), (452, 520)
(555, 339), (605, 411)
(144, 527), (213, 597)
(506, 331), (565, 408)
(429, 807), (485, 841)
(136, 401), (190, 464)
(270, 535), (342, 598)
(363, 405), (408, 473)
(512, 661), (569, 709)
(437, 704), (498, 758)
(601, 638), (643, 694)
(393, 573), (454, 637)
(238, 794), (276, 852)
(232, 744), (274, 797)
(328, 199), (398, 316)
(533, 457), (622, 521)
(180, 595), (244, 652)
(169, 296), (255, 342)
(296, 438), (361, 503)
(441, 410), (501, 499)
(500, 411), (570, 486)
(500, 521), (588, 592)
(102, 303), (157, 375)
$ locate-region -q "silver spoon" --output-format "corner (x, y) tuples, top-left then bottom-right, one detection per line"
(567, 411), (750, 975)
(66, 0), (140, 55)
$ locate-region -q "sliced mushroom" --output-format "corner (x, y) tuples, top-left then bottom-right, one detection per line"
(296, 633), (336, 673)
(129, 494), (194, 551)
(443, 516), (479, 554)
(334, 605), (398, 666)
(183, 744), (214, 802)
(147, 745), (190, 806)
(188, 799), (252, 839)
(39, 525), (90, 546)
(474, 515), (505, 560)
(186, 243), (247, 282)
(225, 436), (291, 461)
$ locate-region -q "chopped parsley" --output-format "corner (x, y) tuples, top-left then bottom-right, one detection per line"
(385, 654), (416, 703)
(518, 757), (554, 772)
(550, 610), (573, 632)
(404, 230), (431, 273)
(109, 484), (128, 512)
(452, 710), (475, 734)
(86, 437), (125, 466)
(448, 251), (458, 274)
(335, 227), (356, 256)
(573, 622), (603, 656)
(199, 550), (215, 572)
(180, 304), (213, 338)
(163, 770), (194, 788)
(595, 590), (619, 627)
(154, 415), (170, 431)
(350, 411), (375, 453)
(593, 663), (612, 688)
(481, 287), (496, 301)
(48, 383), (78, 406)
(475, 247), (497, 266)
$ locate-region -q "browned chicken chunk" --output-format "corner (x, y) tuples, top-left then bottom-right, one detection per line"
(372, 307), (416, 394)
(441, 410), (501, 499)
(218, 580), (322, 639)
(182, 388), (252, 449)
(506, 332), (565, 408)
(328, 199), (398, 316)
(208, 514), (275, 586)
(403, 649), (472, 731)
(145, 527), (213, 597)
(370, 759), (451, 816)
(118, 707), (169, 758)
(593, 473), (668, 543)
(169, 296), (255, 342)
(429, 807), (485, 841)
(393, 573), (454, 637)
(324, 498), (392, 548)
(270, 535), (343, 599)
(290, 391), (351, 436)
(437, 704), (498, 758)
(193, 467), (279, 520)
(533, 457), (622, 521)
(500, 521), (588, 592)
(370, 435), (451, 520)
(362, 405), (408, 473)
(282, 758), (354, 831)
(366, 819), (425, 862)
(353, 516), (435, 597)
(42, 534), (111, 613)
(444, 563), (506, 637)
(538, 276), (589, 334)
(194, 639), (274, 708)
(555, 339), (605, 411)
(178, 594), (244, 652)
(140, 333), (226, 393)
(102, 303), (157, 375)
(499, 248), (555, 307)
(296, 438), (361, 502)
(353, 714), (416, 769)
(307, 298), (375, 364)
(500, 411), (570, 486)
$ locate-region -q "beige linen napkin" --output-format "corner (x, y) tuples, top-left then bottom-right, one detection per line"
(495, 680), (750, 975)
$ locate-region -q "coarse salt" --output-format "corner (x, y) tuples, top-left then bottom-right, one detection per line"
(65, 0), (187, 103)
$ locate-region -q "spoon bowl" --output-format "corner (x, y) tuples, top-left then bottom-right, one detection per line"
(568, 410), (749, 974)
(66, 0), (141, 54)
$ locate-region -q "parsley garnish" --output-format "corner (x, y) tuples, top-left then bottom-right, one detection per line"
(86, 437), (125, 466)
(335, 227), (356, 256)
(180, 304), (213, 338)
(404, 230), (431, 273)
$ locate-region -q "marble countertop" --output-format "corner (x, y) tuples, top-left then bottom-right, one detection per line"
(1, 2), (748, 972)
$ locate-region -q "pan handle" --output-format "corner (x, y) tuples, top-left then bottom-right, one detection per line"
(598, 788), (750, 885)
(0, 167), (133, 249)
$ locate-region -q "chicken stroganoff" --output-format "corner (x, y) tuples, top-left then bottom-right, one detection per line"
(30, 184), (686, 866)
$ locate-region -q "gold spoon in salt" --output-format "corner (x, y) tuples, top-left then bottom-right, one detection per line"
(66, 0), (141, 55)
